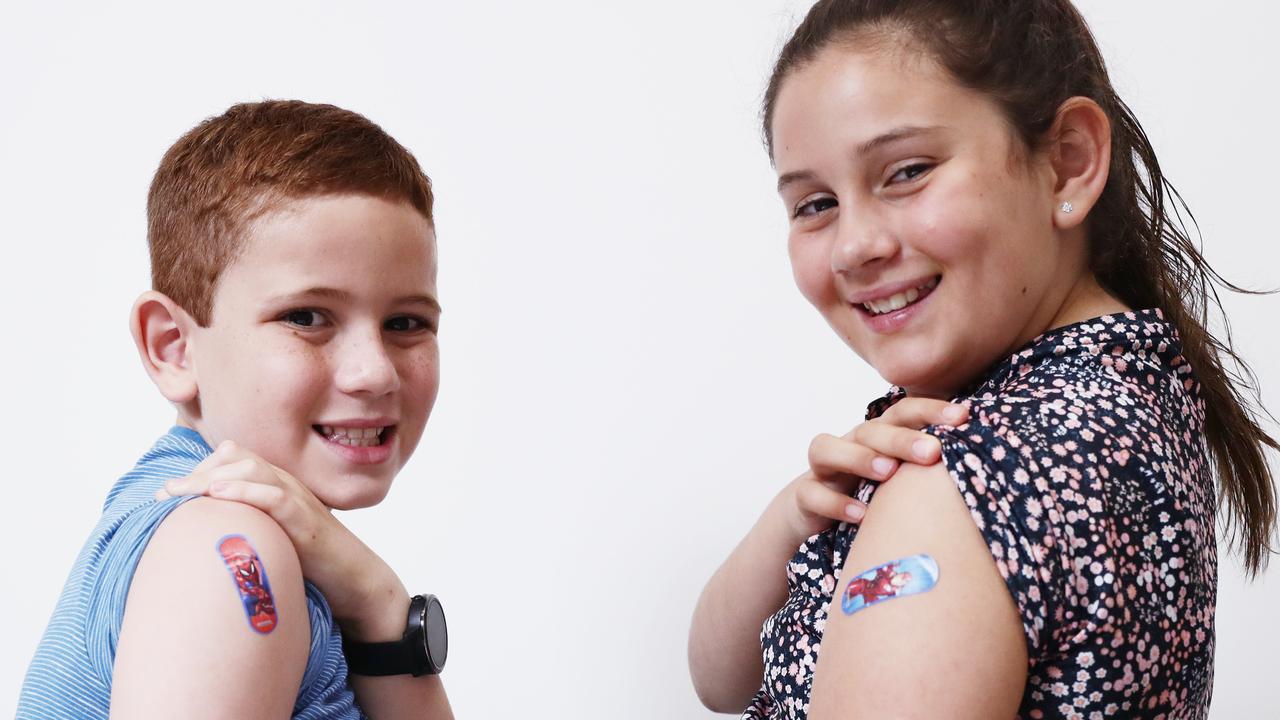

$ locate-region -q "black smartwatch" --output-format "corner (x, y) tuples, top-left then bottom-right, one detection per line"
(343, 594), (447, 677)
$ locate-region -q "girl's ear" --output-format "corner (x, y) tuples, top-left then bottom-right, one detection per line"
(1047, 96), (1112, 230)
(130, 291), (199, 405)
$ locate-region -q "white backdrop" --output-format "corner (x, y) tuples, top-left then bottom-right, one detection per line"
(2, 1), (1276, 717)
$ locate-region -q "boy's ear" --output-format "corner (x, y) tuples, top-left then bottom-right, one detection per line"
(1047, 96), (1111, 231)
(130, 291), (199, 404)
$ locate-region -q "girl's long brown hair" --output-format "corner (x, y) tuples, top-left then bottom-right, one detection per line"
(763, 0), (1277, 574)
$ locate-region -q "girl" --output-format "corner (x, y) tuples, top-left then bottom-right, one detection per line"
(689, 1), (1276, 718)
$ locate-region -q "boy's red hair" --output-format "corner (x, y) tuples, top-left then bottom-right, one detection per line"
(147, 100), (434, 326)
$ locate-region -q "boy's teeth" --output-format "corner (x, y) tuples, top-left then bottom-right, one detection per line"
(319, 425), (386, 447)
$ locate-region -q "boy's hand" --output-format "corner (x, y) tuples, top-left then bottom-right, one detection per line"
(781, 398), (968, 540)
(156, 441), (409, 642)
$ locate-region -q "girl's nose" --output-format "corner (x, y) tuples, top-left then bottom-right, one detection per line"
(831, 209), (898, 274)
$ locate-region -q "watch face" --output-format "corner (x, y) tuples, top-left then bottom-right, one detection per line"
(425, 597), (447, 670)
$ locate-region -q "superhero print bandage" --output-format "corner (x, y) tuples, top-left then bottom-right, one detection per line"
(216, 534), (278, 634)
(840, 553), (939, 616)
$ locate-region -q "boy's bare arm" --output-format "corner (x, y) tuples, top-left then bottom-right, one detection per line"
(110, 498), (309, 719)
(160, 442), (454, 719)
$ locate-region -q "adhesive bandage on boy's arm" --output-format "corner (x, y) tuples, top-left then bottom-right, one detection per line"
(109, 500), (309, 718)
(216, 534), (279, 634)
(806, 461), (1027, 720)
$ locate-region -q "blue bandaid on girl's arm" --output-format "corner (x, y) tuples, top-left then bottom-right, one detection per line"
(840, 553), (939, 615)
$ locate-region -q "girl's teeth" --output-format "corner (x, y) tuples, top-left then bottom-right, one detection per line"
(862, 278), (938, 316)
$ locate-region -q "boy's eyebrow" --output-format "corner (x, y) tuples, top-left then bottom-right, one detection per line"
(268, 287), (442, 313)
(399, 294), (443, 313)
(776, 125), (950, 193)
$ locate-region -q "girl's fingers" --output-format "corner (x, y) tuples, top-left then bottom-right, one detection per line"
(851, 421), (944, 464)
(795, 476), (867, 523)
(875, 397), (969, 429)
(809, 433), (898, 481)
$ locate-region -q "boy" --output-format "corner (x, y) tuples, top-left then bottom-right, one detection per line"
(18, 100), (453, 719)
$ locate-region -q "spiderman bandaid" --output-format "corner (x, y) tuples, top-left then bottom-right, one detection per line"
(216, 534), (278, 634)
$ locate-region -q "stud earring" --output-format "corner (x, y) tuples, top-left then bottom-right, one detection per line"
(1060, 201), (1074, 214)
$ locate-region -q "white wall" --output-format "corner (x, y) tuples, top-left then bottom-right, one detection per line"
(1, 1), (1275, 716)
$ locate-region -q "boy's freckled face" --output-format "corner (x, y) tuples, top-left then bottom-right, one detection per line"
(188, 194), (440, 510)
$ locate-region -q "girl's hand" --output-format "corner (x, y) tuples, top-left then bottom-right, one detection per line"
(782, 398), (969, 540)
(156, 440), (407, 641)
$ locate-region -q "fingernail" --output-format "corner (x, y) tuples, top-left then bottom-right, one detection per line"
(845, 503), (865, 522)
(871, 456), (895, 476)
(913, 438), (936, 460)
(210, 481), (228, 495)
(945, 405), (967, 422)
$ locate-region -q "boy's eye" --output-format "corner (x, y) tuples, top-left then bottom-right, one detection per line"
(888, 163), (932, 184)
(794, 196), (838, 218)
(384, 315), (435, 333)
(280, 309), (328, 328)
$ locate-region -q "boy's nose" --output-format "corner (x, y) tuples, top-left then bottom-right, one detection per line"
(333, 335), (400, 396)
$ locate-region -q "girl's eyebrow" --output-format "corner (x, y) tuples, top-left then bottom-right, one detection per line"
(854, 124), (949, 157)
(777, 169), (817, 193)
(776, 124), (950, 194)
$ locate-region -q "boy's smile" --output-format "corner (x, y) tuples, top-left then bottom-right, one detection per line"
(183, 194), (440, 510)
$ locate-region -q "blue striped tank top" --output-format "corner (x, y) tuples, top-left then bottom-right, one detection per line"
(17, 426), (364, 719)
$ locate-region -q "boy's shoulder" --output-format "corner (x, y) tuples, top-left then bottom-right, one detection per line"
(110, 497), (311, 715)
(137, 496), (305, 626)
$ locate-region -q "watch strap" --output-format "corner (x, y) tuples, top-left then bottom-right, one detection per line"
(343, 634), (420, 676)
(343, 594), (440, 677)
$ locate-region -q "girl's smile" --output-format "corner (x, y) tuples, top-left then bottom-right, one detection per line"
(771, 45), (1117, 398)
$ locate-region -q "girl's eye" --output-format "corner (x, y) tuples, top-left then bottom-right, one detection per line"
(794, 196), (838, 218)
(384, 315), (435, 333)
(889, 163), (932, 184)
(281, 309), (328, 328)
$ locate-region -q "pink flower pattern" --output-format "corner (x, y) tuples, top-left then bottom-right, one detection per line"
(745, 309), (1215, 719)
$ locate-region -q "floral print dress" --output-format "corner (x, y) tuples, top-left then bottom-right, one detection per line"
(745, 309), (1216, 720)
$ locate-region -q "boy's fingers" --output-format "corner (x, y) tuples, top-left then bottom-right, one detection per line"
(187, 444), (230, 473)
(160, 470), (211, 498)
(159, 459), (275, 498)
(808, 433), (898, 481)
(207, 480), (289, 517)
(796, 478), (867, 523)
(183, 440), (247, 476)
